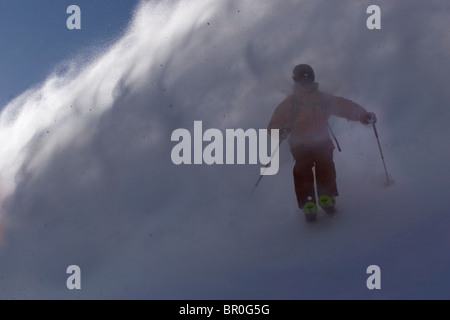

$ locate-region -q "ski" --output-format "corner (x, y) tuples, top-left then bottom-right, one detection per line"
(318, 195), (336, 214)
(302, 202), (318, 222)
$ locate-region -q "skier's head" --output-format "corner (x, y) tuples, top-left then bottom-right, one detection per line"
(292, 64), (315, 84)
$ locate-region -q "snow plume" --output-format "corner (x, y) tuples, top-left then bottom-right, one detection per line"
(1, 0), (450, 299)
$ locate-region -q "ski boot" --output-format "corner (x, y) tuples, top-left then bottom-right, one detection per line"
(302, 202), (318, 222)
(318, 195), (336, 214)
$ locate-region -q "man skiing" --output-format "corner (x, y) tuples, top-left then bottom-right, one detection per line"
(268, 64), (377, 221)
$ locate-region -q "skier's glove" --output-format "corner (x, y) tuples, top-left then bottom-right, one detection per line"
(279, 127), (291, 141)
(365, 112), (377, 124)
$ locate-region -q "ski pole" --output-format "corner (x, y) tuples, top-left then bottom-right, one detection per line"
(372, 123), (392, 186)
(248, 135), (284, 201)
(327, 123), (342, 152)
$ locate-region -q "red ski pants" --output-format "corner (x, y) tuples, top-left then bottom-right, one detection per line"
(291, 141), (338, 208)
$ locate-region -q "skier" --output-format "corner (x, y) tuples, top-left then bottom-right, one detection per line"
(268, 64), (377, 221)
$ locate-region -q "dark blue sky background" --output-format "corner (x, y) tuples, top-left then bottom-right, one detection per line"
(0, 0), (140, 105)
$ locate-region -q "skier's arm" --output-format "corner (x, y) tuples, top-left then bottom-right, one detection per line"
(268, 97), (292, 132)
(326, 94), (372, 124)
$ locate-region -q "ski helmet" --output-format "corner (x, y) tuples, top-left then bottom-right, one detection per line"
(292, 64), (315, 84)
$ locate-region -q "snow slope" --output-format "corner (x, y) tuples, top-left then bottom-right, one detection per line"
(0, 0), (449, 299)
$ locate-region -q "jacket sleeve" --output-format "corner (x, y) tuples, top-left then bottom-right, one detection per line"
(323, 93), (370, 124)
(268, 97), (293, 132)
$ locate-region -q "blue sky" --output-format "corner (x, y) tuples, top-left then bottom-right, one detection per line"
(0, 0), (139, 105)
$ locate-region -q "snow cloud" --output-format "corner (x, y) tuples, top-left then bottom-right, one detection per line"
(0, 0), (449, 299)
